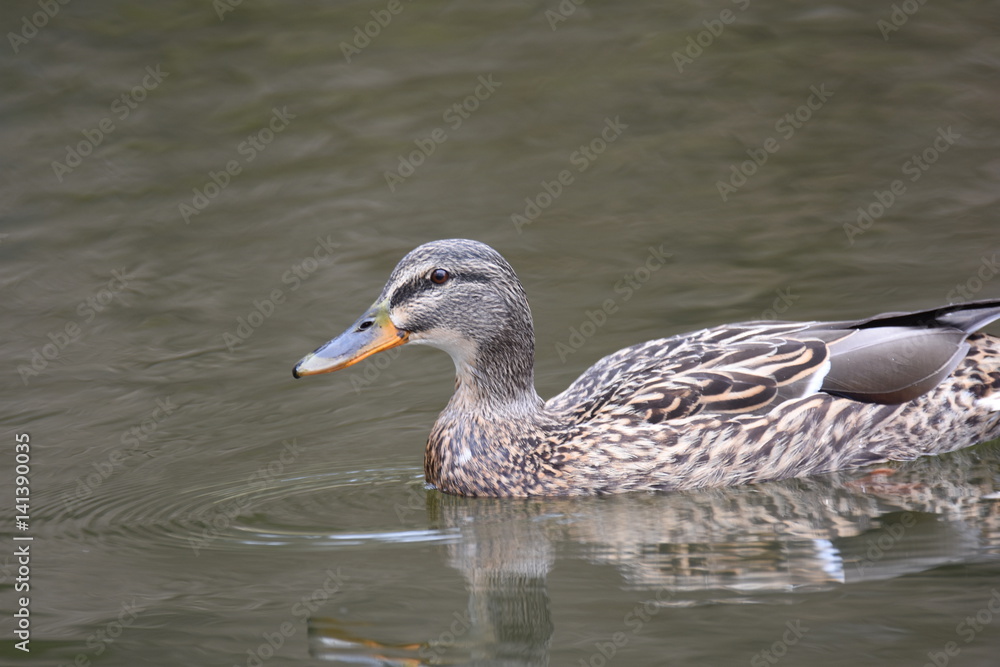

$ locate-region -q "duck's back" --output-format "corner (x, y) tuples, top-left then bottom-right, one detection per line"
(541, 301), (1000, 493)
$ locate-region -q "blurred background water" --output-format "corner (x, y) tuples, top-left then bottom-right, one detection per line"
(2, 0), (1000, 665)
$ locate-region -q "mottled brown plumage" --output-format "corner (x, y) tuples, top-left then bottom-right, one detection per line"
(293, 239), (1000, 497)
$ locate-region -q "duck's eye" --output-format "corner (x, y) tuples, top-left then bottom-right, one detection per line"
(429, 268), (450, 285)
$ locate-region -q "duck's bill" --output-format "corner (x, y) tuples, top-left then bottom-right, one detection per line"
(293, 304), (409, 378)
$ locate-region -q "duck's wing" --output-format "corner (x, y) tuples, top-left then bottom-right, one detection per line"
(548, 331), (829, 424)
(546, 299), (1000, 424)
(810, 298), (1000, 404)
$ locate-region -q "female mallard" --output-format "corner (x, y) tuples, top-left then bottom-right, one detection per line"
(293, 239), (1000, 497)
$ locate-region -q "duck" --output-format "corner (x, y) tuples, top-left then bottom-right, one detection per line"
(293, 239), (1000, 497)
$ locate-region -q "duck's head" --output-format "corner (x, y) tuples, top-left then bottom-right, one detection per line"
(293, 239), (536, 399)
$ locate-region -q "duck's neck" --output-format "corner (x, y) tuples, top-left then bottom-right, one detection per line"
(425, 328), (552, 496)
(451, 335), (542, 413)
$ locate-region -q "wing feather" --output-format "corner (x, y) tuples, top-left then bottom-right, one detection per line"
(546, 299), (997, 426)
(550, 333), (831, 424)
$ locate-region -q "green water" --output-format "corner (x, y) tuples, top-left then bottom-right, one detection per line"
(2, 0), (999, 665)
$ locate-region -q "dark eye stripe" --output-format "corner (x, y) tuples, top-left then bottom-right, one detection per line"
(388, 278), (431, 309)
(388, 272), (492, 309)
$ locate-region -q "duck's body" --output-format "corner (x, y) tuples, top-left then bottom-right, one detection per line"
(294, 239), (1000, 497)
(426, 320), (1000, 497)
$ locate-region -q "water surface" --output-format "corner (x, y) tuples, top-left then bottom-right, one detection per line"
(2, 0), (1000, 665)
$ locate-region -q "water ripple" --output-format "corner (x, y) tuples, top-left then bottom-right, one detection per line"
(45, 463), (455, 554)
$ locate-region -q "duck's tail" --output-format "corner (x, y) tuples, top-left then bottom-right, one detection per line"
(814, 299), (1000, 406)
(853, 298), (1000, 333)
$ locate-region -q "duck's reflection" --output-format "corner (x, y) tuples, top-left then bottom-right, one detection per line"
(311, 444), (1000, 665)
